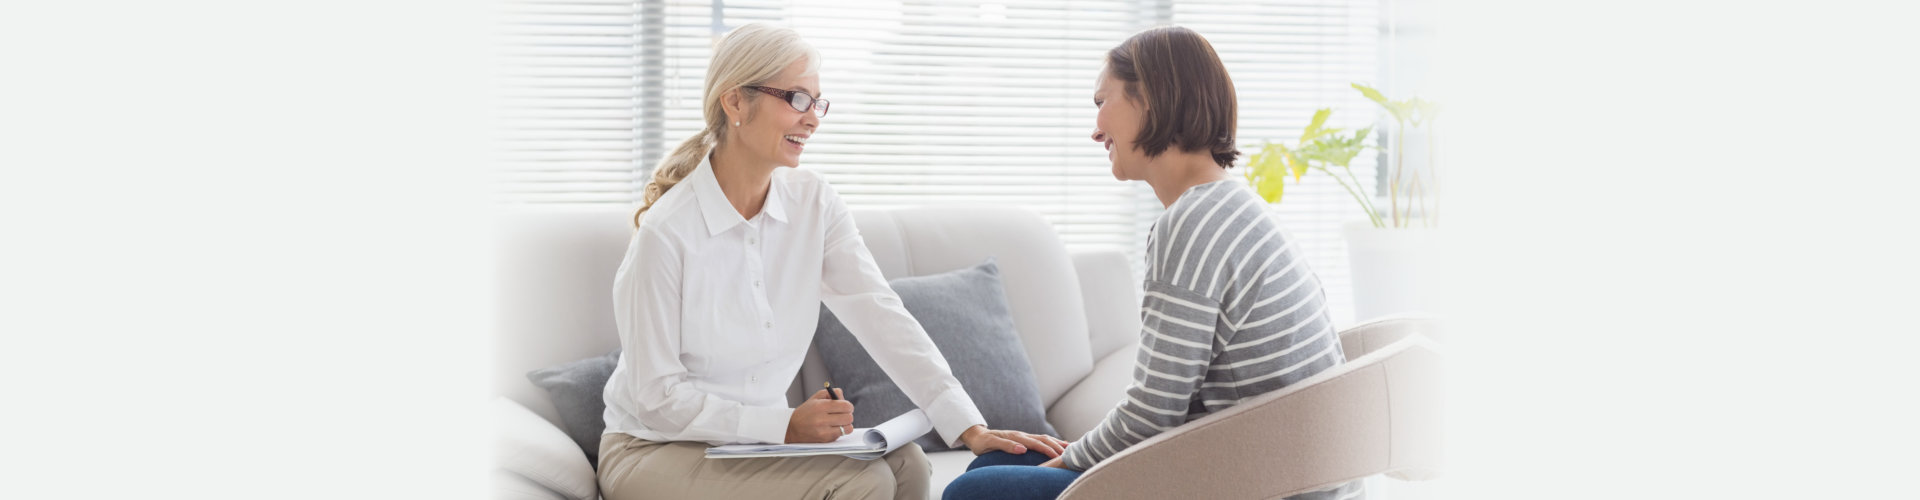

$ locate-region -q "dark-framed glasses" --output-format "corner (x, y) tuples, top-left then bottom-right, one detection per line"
(746, 86), (830, 117)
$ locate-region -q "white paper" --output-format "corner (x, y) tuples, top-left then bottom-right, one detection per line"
(704, 409), (933, 460)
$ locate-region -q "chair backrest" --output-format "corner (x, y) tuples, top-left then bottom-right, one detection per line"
(1056, 334), (1445, 499)
(1339, 315), (1444, 361)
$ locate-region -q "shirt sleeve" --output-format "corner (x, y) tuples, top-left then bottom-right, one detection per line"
(1060, 280), (1218, 471)
(814, 185), (988, 448)
(611, 226), (795, 445)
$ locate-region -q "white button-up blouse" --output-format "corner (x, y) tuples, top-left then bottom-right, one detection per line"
(602, 155), (987, 446)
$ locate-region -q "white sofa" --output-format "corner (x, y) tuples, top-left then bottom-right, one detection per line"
(492, 205), (1145, 499)
(491, 205), (1445, 500)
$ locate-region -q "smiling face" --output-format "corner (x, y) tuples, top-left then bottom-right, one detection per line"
(727, 57), (821, 169)
(1091, 69), (1148, 181)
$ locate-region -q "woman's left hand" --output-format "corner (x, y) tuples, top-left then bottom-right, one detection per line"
(1038, 456), (1067, 469)
(958, 425), (1072, 458)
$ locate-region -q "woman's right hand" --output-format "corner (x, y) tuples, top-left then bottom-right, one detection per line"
(784, 388), (854, 443)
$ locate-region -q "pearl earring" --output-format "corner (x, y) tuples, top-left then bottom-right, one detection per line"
(734, 121), (741, 127)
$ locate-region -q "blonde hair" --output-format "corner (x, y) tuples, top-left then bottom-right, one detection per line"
(632, 24), (822, 228)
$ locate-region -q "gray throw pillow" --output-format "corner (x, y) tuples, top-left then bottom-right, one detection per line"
(813, 258), (1059, 451)
(525, 350), (618, 465)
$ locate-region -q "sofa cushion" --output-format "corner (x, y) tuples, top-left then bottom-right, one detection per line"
(492, 470), (568, 500)
(813, 258), (1059, 451)
(525, 350), (619, 464)
(492, 397), (598, 500)
(839, 208), (1094, 407)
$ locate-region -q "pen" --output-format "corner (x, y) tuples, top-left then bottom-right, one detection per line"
(824, 381), (841, 400)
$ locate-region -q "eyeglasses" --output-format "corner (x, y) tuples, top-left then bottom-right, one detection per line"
(745, 86), (830, 117)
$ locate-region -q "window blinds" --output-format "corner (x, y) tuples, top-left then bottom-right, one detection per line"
(500, 0), (1383, 326)
(500, 0), (645, 203)
(647, 1), (1161, 255)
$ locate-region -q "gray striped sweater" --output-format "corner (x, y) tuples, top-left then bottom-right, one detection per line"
(1060, 180), (1361, 500)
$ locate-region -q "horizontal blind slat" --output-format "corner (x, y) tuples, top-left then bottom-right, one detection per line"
(500, 0), (1383, 326)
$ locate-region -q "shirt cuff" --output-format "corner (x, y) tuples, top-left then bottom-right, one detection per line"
(738, 405), (796, 444)
(1061, 442), (1094, 471)
(922, 387), (988, 448)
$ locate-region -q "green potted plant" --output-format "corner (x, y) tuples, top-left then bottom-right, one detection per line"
(1246, 83), (1438, 227)
(1245, 83), (1440, 321)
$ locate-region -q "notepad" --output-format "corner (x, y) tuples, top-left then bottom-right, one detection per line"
(704, 409), (933, 460)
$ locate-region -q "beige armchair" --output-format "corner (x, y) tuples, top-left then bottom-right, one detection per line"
(1057, 316), (1445, 499)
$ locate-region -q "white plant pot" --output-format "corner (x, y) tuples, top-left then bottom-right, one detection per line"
(1343, 220), (1437, 322)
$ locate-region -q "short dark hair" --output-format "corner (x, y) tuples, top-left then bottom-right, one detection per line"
(1105, 26), (1239, 168)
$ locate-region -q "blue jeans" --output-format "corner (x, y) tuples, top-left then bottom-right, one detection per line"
(940, 451), (1083, 500)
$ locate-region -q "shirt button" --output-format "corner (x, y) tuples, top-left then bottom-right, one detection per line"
(753, 280), (761, 288)
(748, 238), (757, 245)
(764, 321), (773, 328)
(751, 375), (759, 383)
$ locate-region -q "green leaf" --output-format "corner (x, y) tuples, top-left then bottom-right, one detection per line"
(1258, 177), (1284, 203)
(1255, 159), (1284, 203)
(1275, 143), (1308, 182)
(1301, 109), (1331, 141)
(1330, 144), (1362, 167)
(1302, 126), (1343, 143)
(1386, 102), (1410, 125)
(1410, 98), (1441, 126)
(1352, 83), (1388, 107)
(1245, 142), (1286, 203)
(1286, 151), (1308, 182)
(1292, 141), (1323, 164)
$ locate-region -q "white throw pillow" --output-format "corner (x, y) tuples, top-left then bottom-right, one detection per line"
(493, 397), (597, 500)
(493, 470), (568, 500)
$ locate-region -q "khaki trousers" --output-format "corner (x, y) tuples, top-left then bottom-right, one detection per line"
(597, 432), (932, 500)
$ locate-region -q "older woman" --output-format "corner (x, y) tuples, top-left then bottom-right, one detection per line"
(598, 24), (1066, 500)
(942, 26), (1361, 500)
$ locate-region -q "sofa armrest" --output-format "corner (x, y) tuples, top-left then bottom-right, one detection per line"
(1046, 345), (1136, 441)
(1069, 248), (1141, 361)
(493, 397), (598, 500)
(1057, 338), (1444, 500)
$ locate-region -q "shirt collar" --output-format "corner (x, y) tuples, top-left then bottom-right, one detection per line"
(689, 154), (789, 237)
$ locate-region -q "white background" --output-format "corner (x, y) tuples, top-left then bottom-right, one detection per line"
(4, 0), (1917, 498)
